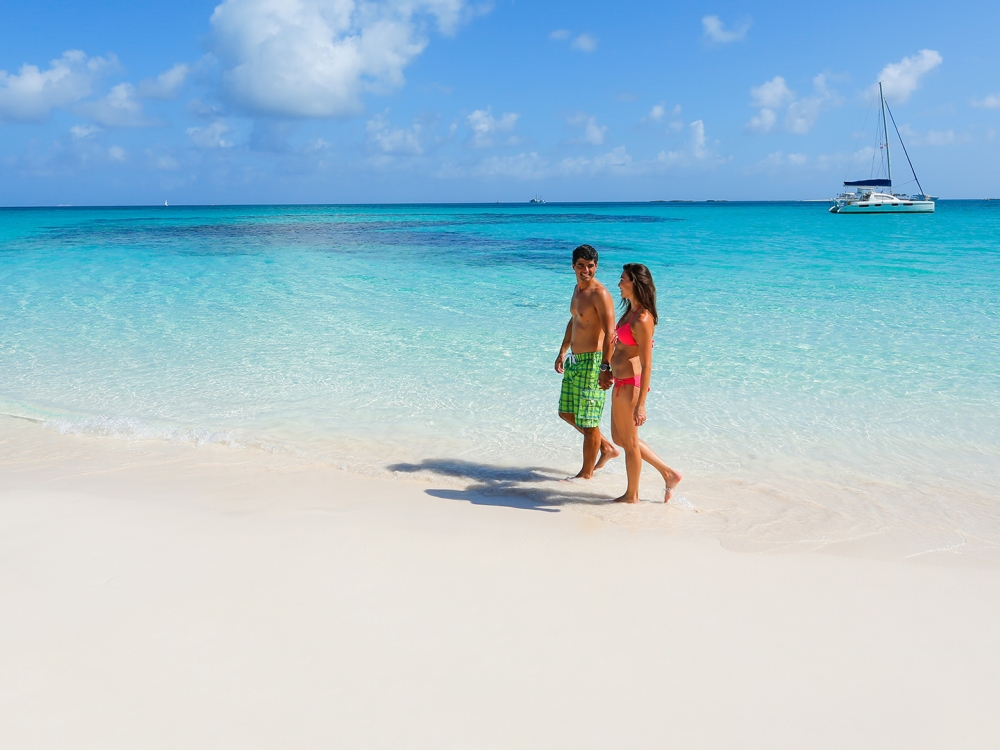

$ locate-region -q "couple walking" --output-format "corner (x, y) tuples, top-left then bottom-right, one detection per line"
(556, 244), (681, 503)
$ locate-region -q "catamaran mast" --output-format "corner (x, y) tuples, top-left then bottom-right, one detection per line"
(879, 81), (892, 189)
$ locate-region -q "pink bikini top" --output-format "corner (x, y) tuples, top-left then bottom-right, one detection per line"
(615, 310), (653, 348)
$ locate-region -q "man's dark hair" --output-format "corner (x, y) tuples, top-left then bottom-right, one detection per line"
(572, 244), (598, 264)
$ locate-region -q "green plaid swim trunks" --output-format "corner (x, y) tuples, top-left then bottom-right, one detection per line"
(558, 351), (607, 428)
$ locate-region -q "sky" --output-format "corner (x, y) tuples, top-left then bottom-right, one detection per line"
(1, 0), (999, 205)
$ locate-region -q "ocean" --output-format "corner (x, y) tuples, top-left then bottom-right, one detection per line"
(2, 202), (998, 558)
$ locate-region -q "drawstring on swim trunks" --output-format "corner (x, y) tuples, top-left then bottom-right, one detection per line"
(564, 353), (577, 367)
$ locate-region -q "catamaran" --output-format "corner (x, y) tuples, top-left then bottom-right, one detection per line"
(830, 82), (934, 214)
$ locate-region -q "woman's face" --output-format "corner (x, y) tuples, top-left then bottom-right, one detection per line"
(618, 271), (634, 300)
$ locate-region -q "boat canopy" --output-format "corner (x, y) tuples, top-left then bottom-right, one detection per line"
(844, 179), (891, 187)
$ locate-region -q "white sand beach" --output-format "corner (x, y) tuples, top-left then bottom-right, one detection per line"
(2, 416), (999, 748)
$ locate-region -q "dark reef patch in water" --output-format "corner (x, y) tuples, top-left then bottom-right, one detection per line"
(28, 215), (652, 270)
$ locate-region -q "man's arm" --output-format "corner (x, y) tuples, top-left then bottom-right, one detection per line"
(597, 288), (616, 389)
(555, 318), (573, 373)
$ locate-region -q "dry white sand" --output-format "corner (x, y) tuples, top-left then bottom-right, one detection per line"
(2, 418), (999, 748)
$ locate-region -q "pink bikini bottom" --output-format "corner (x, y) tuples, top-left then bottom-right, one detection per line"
(613, 375), (646, 392)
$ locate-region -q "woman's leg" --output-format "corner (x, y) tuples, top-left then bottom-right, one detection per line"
(611, 385), (642, 503)
(637, 439), (682, 502)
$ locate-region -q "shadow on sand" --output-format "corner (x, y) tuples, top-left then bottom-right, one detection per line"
(387, 458), (612, 513)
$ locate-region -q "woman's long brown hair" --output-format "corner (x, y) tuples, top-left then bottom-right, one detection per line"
(619, 263), (658, 325)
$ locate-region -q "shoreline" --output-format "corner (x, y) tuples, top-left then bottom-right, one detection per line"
(3, 414), (996, 565)
(2, 418), (1000, 746)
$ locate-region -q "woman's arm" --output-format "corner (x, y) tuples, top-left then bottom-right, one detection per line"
(633, 312), (655, 425)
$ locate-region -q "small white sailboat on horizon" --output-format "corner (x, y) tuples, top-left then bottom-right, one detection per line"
(830, 82), (934, 214)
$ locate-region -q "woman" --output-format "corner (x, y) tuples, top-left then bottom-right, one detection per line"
(608, 263), (681, 503)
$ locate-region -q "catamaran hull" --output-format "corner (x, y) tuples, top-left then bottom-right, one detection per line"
(830, 201), (934, 214)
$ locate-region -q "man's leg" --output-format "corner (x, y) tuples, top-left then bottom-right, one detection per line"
(559, 412), (618, 474)
(578, 426), (601, 479)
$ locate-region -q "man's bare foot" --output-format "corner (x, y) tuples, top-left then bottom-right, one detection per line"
(662, 470), (682, 504)
(594, 443), (620, 470)
(613, 494), (639, 504)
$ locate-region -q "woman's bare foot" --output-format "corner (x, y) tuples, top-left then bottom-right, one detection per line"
(594, 443), (620, 470)
(613, 494), (640, 504)
(662, 470), (682, 503)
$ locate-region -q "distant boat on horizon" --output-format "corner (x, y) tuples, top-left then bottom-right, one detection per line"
(830, 82), (934, 214)
(528, 195), (545, 204)
(164, 200), (169, 207)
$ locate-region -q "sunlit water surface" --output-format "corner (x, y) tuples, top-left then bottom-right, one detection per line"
(2, 202), (998, 558)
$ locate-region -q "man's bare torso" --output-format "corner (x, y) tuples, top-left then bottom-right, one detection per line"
(570, 283), (609, 354)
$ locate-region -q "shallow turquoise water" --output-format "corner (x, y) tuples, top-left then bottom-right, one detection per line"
(2, 202), (999, 550)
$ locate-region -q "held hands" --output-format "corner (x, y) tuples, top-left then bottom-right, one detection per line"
(599, 371), (613, 390)
(633, 404), (647, 427)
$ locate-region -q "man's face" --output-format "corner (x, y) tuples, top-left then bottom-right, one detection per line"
(573, 258), (597, 283)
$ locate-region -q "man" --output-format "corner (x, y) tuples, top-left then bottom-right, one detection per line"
(555, 244), (619, 479)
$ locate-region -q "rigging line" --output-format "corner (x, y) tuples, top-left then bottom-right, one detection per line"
(883, 100), (926, 196)
(870, 115), (881, 179)
(845, 92), (877, 183)
(868, 90), (887, 179)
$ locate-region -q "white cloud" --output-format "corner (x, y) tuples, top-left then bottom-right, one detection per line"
(653, 120), (725, 168)
(751, 76), (794, 110)
(467, 136), (724, 180)
(924, 129), (956, 146)
(972, 93), (1000, 109)
(898, 124), (970, 146)
(188, 98), (227, 118)
(473, 151), (548, 179)
(107, 145), (126, 162)
(78, 82), (150, 127)
(571, 33), (597, 52)
(639, 102), (683, 131)
(567, 113), (606, 145)
(70, 124), (101, 139)
(470, 146), (631, 180)
(305, 137), (332, 152)
(785, 75), (835, 134)
(187, 120), (234, 148)
(147, 151), (180, 170)
(0, 50), (118, 122)
(747, 74), (837, 135)
(558, 146), (631, 175)
(746, 108), (777, 133)
(871, 49), (942, 104)
(137, 63), (191, 99)
(746, 76), (793, 133)
(466, 107), (519, 147)
(549, 29), (596, 52)
(744, 151), (808, 175)
(702, 15), (750, 44)
(210, 0), (471, 118)
(817, 146), (875, 171)
(689, 119), (709, 159)
(366, 112), (425, 154)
